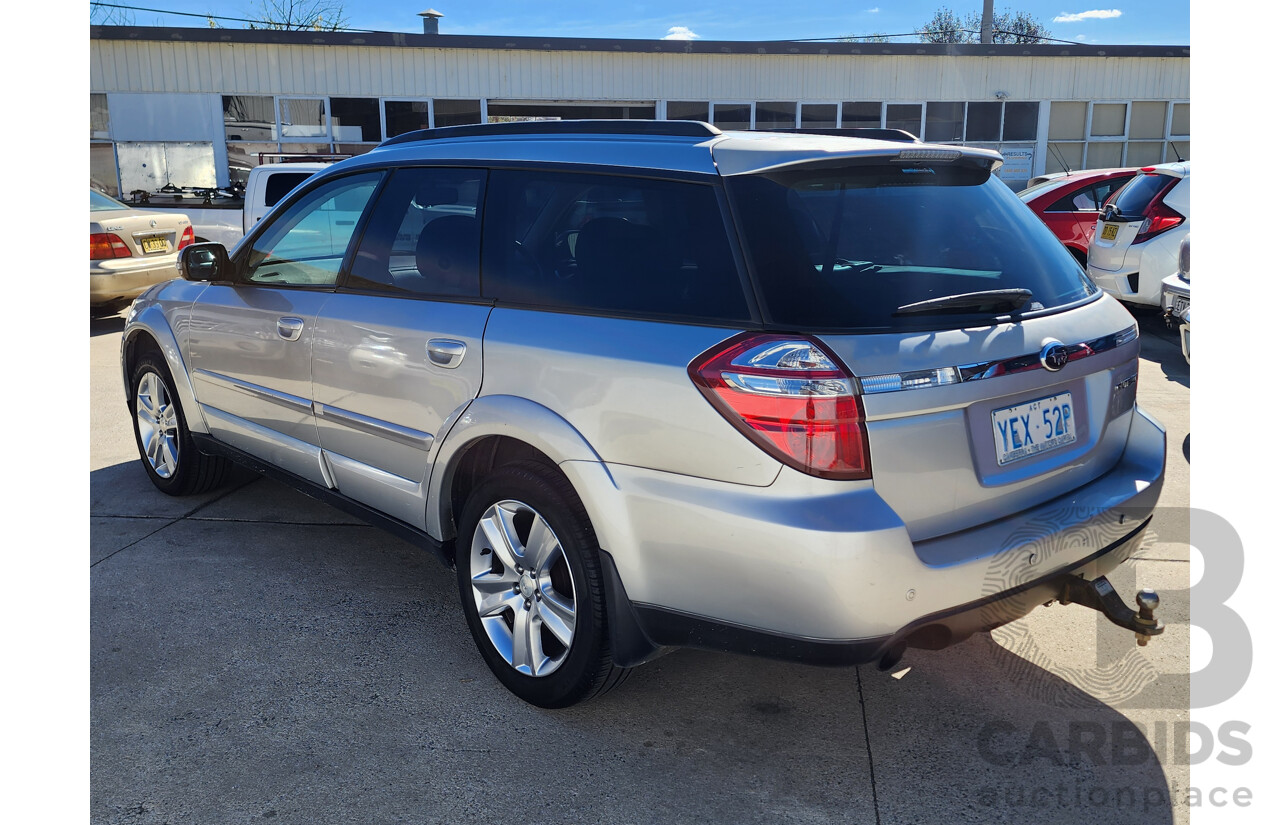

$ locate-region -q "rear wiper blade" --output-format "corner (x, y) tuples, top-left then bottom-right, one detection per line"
(894, 288), (1034, 317)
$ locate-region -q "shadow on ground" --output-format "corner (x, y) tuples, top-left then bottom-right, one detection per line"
(1133, 306), (1189, 389)
(91, 461), (1178, 825)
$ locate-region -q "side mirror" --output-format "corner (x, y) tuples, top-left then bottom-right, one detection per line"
(177, 242), (231, 282)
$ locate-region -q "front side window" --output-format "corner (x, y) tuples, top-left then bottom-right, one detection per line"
(482, 170), (750, 322)
(243, 172), (382, 287)
(347, 167), (486, 297)
(726, 162), (1097, 331)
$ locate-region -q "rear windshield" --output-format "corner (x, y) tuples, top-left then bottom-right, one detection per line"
(264, 172), (314, 207)
(1109, 172), (1174, 219)
(725, 163), (1097, 331)
(90, 189), (127, 211)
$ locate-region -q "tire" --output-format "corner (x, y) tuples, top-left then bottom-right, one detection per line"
(455, 460), (630, 708)
(129, 350), (231, 496)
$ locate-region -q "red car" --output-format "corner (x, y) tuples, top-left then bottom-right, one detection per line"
(1018, 168), (1139, 267)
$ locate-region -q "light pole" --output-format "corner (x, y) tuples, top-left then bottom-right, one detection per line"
(981, 0), (994, 43)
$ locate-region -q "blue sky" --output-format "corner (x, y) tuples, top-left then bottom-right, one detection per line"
(94, 2), (1190, 45)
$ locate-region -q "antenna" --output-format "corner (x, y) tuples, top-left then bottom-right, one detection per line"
(1048, 142), (1071, 175)
(1168, 140), (1185, 163)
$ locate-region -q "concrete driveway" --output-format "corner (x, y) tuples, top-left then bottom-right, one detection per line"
(91, 308), (1191, 824)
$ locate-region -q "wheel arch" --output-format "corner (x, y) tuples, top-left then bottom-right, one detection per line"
(426, 395), (605, 543)
(120, 304), (207, 435)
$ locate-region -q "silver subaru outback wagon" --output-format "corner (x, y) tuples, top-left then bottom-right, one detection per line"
(121, 121), (1166, 708)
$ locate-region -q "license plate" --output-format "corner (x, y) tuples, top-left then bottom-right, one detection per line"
(991, 392), (1077, 466)
(140, 236), (168, 254)
(1100, 223), (1119, 241)
(1172, 295), (1189, 315)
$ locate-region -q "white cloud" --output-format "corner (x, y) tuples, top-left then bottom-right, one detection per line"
(868, 7), (881, 12)
(661, 26), (701, 40)
(1053, 9), (1123, 23)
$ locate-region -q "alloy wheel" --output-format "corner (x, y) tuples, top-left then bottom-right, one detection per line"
(135, 371), (180, 479)
(468, 499), (578, 677)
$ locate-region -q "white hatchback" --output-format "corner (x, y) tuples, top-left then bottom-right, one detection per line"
(1087, 162), (1190, 306)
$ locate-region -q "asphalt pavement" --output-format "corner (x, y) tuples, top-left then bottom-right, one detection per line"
(90, 306), (1192, 825)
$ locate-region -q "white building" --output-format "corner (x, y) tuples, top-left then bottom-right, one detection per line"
(89, 23), (1189, 195)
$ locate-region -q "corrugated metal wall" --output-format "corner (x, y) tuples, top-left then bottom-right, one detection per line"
(90, 41), (1189, 102)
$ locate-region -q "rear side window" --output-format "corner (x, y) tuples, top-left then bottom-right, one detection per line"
(481, 170), (750, 323)
(1048, 178), (1133, 212)
(1049, 185), (1099, 212)
(1110, 173), (1175, 219)
(1092, 177), (1134, 207)
(725, 163), (1097, 331)
(264, 172), (316, 207)
(347, 167), (486, 297)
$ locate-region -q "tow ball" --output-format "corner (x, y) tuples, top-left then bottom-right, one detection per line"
(1056, 575), (1164, 646)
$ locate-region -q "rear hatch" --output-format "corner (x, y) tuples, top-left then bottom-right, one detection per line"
(1089, 169), (1184, 272)
(722, 152), (1141, 542)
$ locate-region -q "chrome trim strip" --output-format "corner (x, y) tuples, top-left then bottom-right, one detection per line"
(315, 403), (434, 451)
(861, 324), (1138, 395)
(322, 449), (422, 493)
(193, 369), (313, 415)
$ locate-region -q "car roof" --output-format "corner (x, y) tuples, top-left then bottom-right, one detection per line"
(337, 120), (1002, 179)
(1018, 167), (1140, 201)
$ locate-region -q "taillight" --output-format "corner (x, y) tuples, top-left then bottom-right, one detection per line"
(688, 333), (871, 480)
(178, 225), (194, 250)
(89, 233), (131, 260)
(1133, 194), (1184, 245)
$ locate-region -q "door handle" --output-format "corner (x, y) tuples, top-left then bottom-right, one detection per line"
(277, 316), (305, 342)
(427, 339), (467, 369)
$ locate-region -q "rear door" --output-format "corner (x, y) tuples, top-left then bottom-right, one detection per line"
(724, 159), (1141, 542)
(311, 167), (491, 528)
(187, 171), (383, 485)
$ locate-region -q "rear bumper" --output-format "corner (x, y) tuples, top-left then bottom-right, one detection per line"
(90, 256), (179, 304)
(604, 515), (1151, 667)
(1088, 264), (1156, 305)
(567, 405), (1165, 666)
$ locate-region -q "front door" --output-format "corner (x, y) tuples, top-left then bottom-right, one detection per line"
(187, 171), (384, 485)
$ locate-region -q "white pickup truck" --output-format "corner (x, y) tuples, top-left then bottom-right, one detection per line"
(121, 163), (331, 248)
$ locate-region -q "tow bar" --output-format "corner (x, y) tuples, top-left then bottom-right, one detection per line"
(1057, 575), (1164, 646)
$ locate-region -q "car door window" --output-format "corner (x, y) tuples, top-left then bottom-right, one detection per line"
(346, 167), (487, 297)
(244, 172), (382, 287)
(1092, 179), (1129, 208)
(482, 169), (750, 322)
(1049, 185), (1096, 212)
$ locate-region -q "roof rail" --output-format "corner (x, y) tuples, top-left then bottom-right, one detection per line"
(380, 119), (723, 147)
(759, 127), (920, 143)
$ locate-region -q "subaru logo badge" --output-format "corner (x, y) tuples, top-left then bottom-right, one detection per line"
(1040, 340), (1070, 372)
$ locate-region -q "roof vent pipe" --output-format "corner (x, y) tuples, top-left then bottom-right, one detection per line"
(419, 9), (443, 35)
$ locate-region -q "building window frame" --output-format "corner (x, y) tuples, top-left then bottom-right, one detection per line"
(710, 101), (755, 130)
(380, 97), (434, 138)
(1082, 100), (1132, 167)
(275, 95), (330, 142)
(884, 101), (925, 138)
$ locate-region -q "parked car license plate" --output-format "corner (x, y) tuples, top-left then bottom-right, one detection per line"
(1172, 295), (1189, 315)
(140, 236), (167, 254)
(991, 392), (1076, 466)
(1100, 224), (1119, 241)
